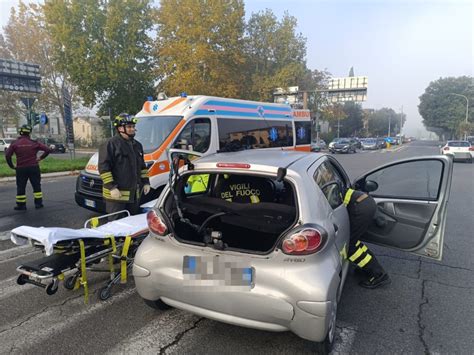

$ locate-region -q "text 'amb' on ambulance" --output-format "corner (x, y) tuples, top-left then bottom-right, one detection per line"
(75, 94), (312, 213)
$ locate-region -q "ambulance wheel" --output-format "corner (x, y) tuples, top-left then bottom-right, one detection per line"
(64, 275), (78, 290)
(99, 286), (112, 301)
(17, 274), (28, 285)
(46, 282), (58, 295)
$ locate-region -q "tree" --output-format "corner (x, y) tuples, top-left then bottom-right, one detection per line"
(43, 0), (155, 116)
(154, 0), (246, 98)
(245, 10), (307, 101)
(337, 102), (364, 137)
(367, 107), (403, 137)
(0, 1), (77, 134)
(418, 76), (473, 140)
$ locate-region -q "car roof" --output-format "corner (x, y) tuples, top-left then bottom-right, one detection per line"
(193, 150), (321, 172)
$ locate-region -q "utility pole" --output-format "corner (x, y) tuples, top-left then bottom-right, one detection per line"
(400, 105), (403, 143)
(388, 115), (391, 137)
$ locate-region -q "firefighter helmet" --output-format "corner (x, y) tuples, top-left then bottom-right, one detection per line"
(113, 113), (138, 127)
(19, 124), (32, 135)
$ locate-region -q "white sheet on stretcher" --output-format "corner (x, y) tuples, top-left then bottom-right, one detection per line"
(10, 213), (148, 256)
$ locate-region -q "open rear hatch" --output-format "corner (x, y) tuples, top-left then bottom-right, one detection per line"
(163, 173), (298, 254)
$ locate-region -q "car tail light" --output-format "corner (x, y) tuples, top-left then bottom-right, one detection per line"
(216, 163), (251, 169)
(443, 147), (450, 151)
(281, 228), (325, 255)
(469, 147), (474, 151)
(147, 210), (168, 236)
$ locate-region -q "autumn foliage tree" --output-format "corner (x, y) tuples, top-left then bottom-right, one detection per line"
(154, 0), (246, 98)
(43, 0), (155, 116)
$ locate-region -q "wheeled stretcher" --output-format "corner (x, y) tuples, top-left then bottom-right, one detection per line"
(10, 211), (149, 303)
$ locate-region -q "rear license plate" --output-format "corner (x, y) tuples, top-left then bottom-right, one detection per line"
(183, 255), (253, 289)
(84, 199), (96, 208)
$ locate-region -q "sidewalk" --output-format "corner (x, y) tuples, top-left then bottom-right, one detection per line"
(0, 170), (80, 182)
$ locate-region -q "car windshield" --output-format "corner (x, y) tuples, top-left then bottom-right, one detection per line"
(339, 139), (350, 143)
(135, 115), (182, 153)
(447, 141), (470, 147)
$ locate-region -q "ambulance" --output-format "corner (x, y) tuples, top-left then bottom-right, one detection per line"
(75, 95), (312, 212)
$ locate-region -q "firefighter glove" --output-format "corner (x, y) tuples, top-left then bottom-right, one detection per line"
(110, 188), (122, 199)
(143, 184), (151, 195)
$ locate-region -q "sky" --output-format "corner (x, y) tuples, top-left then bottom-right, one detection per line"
(1, 0), (472, 137)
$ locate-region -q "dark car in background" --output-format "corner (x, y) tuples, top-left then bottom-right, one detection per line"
(329, 138), (357, 153)
(37, 137), (66, 153)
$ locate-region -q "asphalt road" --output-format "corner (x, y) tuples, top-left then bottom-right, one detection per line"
(0, 140), (472, 354)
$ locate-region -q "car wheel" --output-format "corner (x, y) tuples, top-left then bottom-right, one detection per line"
(315, 299), (337, 354)
(143, 298), (173, 310)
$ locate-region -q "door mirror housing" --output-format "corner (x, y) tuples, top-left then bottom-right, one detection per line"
(364, 180), (379, 192)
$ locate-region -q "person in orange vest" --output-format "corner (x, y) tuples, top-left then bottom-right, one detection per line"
(5, 125), (51, 210)
(343, 187), (390, 289)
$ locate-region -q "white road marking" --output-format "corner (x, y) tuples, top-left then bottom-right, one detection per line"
(0, 287), (136, 353)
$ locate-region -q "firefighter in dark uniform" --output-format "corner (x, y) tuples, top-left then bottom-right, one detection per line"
(5, 124), (51, 210)
(98, 113), (150, 220)
(343, 188), (390, 289)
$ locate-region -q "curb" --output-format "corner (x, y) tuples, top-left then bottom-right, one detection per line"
(0, 170), (80, 182)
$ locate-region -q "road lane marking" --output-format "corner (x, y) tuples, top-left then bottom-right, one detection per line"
(0, 287), (136, 353)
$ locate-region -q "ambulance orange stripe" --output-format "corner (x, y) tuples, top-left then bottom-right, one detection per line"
(159, 97), (187, 113)
(149, 160), (170, 177)
(144, 119), (187, 161)
(294, 145), (311, 152)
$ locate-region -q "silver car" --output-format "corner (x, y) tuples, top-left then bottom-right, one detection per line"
(134, 150), (453, 353)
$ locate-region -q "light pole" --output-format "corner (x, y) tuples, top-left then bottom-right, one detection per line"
(449, 93), (469, 140)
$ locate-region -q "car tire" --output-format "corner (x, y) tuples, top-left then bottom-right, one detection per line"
(143, 298), (173, 311)
(314, 299), (337, 354)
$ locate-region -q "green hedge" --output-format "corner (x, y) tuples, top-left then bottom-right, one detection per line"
(0, 155), (90, 177)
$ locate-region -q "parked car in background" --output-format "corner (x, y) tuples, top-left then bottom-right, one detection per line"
(37, 137), (66, 153)
(329, 138), (357, 153)
(311, 139), (327, 152)
(134, 150), (453, 353)
(353, 137), (362, 149)
(440, 140), (473, 163)
(467, 136), (474, 146)
(376, 138), (387, 149)
(0, 138), (15, 152)
(361, 138), (378, 150)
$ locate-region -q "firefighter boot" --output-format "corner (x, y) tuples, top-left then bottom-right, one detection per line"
(359, 257), (391, 289)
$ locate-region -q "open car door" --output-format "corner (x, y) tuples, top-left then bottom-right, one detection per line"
(352, 156), (453, 261)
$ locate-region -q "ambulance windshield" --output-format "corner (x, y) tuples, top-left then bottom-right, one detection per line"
(135, 115), (182, 153)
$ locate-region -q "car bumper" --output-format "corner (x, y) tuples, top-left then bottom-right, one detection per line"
(74, 192), (106, 212)
(443, 152), (472, 161)
(133, 236), (341, 342)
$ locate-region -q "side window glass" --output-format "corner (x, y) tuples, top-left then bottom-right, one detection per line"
(193, 119), (211, 153)
(313, 162), (343, 209)
(295, 121), (311, 145)
(217, 118), (293, 150)
(175, 124), (192, 149)
(362, 160), (443, 200)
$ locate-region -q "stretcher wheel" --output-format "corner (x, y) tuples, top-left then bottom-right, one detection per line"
(99, 286), (112, 301)
(64, 275), (78, 290)
(17, 274), (28, 285)
(46, 281), (58, 295)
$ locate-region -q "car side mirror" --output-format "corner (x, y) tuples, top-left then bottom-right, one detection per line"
(364, 180), (379, 192)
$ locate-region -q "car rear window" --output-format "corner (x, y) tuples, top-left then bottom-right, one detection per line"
(448, 141), (470, 147)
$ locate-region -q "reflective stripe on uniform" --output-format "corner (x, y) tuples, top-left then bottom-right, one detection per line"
(349, 245), (368, 262)
(103, 187), (131, 201)
(16, 195), (27, 202)
(100, 172), (114, 184)
(140, 169), (149, 178)
(358, 253), (373, 268)
(33, 192), (43, 198)
(250, 195), (260, 203)
(343, 188), (354, 206)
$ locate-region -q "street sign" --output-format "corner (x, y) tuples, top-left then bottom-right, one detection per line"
(62, 87), (75, 145)
(0, 59), (41, 94)
(40, 113), (48, 125)
(327, 76), (368, 103)
(20, 97), (36, 110)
